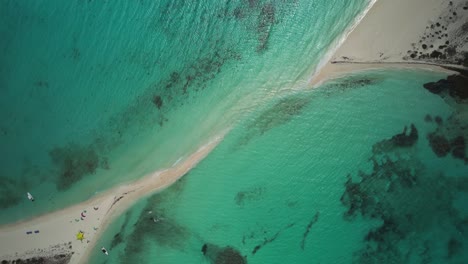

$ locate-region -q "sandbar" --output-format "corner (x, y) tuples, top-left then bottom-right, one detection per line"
(0, 132), (226, 264)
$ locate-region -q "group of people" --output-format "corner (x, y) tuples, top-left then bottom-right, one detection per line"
(28, 192), (110, 257)
(26, 192), (148, 257)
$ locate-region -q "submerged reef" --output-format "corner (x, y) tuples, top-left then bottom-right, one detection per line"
(117, 177), (194, 263)
(146, 47), (241, 126)
(329, 77), (381, 91)
(423, 74), (468, 102)
(239, 223), (295, 256)
(319, 76), (383, 98)
(300, 211), (320, 250)
(425, 114), (467, 161)
(341, 123), (468, 263)
(49, 143), (108, 191)
(230, 0), (284, 53)
(423, 72), (468, 162)
(235, 186), (266, 206)
(202, 243), (247, 264)
(110, 211), (133, 250)
(152, 95), (163, 109)
(256, 3), (277, 53)
(427, 131), (451, 157)
(0, 178), (23, 209)
(238, 95), (310, 146)
(372, 124), (418, 153)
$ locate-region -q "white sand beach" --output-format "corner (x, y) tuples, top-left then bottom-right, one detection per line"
(2, 0), (468, 263)
(0, 133), (226, 264)
(311, 0), (468, 86)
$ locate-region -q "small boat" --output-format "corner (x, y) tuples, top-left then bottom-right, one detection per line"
(101, 247), (109, 255)
(27, 192), (34, 202)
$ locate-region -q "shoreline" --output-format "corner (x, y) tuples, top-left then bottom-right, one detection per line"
(2, 0), (468, 263)
(0, 131), (227, 264)
(310, 61), (461, 87)
(309, 0), (378, 83)
(310, 0), (468, 87)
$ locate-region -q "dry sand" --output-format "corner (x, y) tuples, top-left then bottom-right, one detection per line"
(0, 132), (226, 264)
(311, 0), (468, 87)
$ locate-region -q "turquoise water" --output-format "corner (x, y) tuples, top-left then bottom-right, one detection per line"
(90, 69), (468, 263)
(3, 0), (467, 263)
(0, 0), (368, 224)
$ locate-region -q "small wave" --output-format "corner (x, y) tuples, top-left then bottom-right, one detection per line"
(172, 157), (183, 166)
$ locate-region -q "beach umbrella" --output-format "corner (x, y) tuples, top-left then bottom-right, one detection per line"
(76, 231), (85, 241)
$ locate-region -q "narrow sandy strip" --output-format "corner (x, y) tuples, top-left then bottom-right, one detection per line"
(310, 0), (468, 87)
(2, 0), (467, 262)
(0, 131), (227, 264)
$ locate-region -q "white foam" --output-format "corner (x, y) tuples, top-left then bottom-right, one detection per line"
(307, 0), (379, 84)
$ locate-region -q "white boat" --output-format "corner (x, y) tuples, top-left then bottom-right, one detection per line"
(101, 247), (108, 255)
(27, 192), (34, 202)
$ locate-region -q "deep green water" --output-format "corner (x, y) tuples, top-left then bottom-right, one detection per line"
(90, 69), (468, 263)
(0, 0), (367, 223)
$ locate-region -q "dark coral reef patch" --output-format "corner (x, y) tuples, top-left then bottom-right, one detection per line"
(427, 132), (451, 157)
(331, 77), (381, 91)
(146, 47), (241, 126)
(238, 95), (310, 146)
(202, 243), (247, 264)
(425, 114), (467, 161)
(300, 211), (319, 250)
(422, 74), (468, 162)
(118, 177), (193, 262)
(256, 3), (276, 53)
(239, 223), (295, 256)
(110, 211), (133, 250)
(0, 178), (23, 209)
(235, 187), (265, 206)
(49, 143), (107, 190)
(423, 74), (468, 102)
(372, 124), (418, 153)
(341, 123), (468, 263)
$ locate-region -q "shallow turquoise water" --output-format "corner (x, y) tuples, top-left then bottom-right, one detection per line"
(3, 0), (467, 263)
(90, 69), (468, 263)
(0, 0), (368, 223)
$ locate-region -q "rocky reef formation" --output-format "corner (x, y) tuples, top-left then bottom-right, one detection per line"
(202, 243), (247, 264)
(341, 122), (468, 263)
